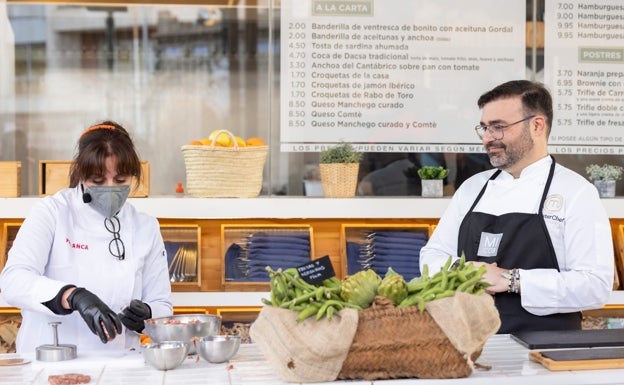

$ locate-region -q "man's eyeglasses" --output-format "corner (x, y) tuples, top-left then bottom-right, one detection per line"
(104, 216), (125, 260)
(474, 115), (535, 140)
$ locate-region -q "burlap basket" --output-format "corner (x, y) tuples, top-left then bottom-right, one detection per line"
(338, 294), (500, 380)
(251, 293), (499, 382)
(180, 130), (268, 198)
(319, 163), (359, 198)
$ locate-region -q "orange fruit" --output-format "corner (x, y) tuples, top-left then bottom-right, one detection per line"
(246, 137), (266, 146)
(188, 140), (203, 145)
(140, 334), (152, 345)
(199, 138), (213, 146)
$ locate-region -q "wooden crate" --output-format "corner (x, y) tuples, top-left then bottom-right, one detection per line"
(39, 160), (150, 197)
(0, 162), (21, 197)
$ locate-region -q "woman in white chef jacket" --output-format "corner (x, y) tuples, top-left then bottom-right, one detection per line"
(0, 121), (173, 354)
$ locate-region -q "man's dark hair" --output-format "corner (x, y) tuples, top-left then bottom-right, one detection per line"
(477, 80), (553, 136)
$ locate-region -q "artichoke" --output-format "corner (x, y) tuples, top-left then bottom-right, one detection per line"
(377, 268), (408, 306)
(340, 269), (381, 308)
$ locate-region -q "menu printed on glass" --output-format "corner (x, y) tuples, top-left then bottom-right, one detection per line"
(280, 0), (526, 153)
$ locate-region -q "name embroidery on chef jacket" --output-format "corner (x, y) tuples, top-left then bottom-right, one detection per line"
(66, 237), (89, 250)
(477, 232), (502, 258)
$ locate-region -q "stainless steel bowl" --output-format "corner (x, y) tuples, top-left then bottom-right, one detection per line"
(196, 335), (241, 363)
(142, 341), (190, 370)
(143, 314), (221, 354)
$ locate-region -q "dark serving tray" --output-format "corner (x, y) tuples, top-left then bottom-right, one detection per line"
(511, 329), (624, 349)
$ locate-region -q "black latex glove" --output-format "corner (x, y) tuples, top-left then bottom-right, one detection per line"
(68, 287), (122, 344)
(119, 299), (152, 333)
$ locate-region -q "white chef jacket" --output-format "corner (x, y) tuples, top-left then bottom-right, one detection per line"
(0, 186), (173, 353)
(420, 156), (614, 316)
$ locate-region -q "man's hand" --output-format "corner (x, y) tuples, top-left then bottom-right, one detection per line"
(468, 261), (510, 294)
(67, 287), (122, 343)
(119, 300), (152, 333)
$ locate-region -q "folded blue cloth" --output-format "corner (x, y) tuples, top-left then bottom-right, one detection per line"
(248, 248), (310, 258)
(247, 257), (309, 267)
(246, 261), (301, 274)
(346, 241), (365, 275)
(369, 231), (427, 240)
(246, 251), (310, 261)
(373, 254), (420, 263)
(248, 233), (310, 245)
(245, 270), (270, 281)
(371, 237), (428, 247)
(248, 241), (310, 252)
(224, 243), (244, 280)
(370, 241), (427, 251)
(372, 247), (422, 256)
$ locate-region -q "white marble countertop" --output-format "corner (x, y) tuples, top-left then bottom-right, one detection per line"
(2, 335), (624, 385)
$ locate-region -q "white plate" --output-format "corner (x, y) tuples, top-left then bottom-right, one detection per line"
(0, 358), (31, 366)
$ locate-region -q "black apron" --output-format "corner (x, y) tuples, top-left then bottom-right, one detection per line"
(457, 156), (581, 334)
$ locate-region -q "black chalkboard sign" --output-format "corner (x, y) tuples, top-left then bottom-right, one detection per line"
(296, 255), (335, 285)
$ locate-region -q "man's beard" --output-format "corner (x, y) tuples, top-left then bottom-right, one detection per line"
(486, 127), (534, 169)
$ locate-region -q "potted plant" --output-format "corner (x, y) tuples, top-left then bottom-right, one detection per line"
(586, 163), (623, 198)
(417, 166), (449, 198)
(319, 143), (362, 198)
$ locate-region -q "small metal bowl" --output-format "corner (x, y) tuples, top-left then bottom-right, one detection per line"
(142, 341), (190, 370)
(196, 335), (241, 363)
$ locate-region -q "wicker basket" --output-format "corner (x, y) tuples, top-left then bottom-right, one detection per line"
(338, 297), (475, 380)
(181, 131), (268, 198)
(319, 163), (359, 198)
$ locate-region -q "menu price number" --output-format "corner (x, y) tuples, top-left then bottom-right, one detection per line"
(289, 42), (306, 50)
(556, 1), (575, 21)
(558, 89), (573, 97)
(557, 103), (573, 111)
(557, 2), (575, 11)
(289, 120), (305, 128)
(557, 118), (573, 126)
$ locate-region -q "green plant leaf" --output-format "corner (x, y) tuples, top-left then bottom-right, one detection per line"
(417, 166), (449, 179)
(319, 143), (362, 164)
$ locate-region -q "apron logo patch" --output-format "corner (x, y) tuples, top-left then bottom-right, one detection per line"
(477, 232), (502, 257)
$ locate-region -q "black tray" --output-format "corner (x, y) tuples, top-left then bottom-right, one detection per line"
(541, 347), (624, 362)
(511, 329), (624, 349)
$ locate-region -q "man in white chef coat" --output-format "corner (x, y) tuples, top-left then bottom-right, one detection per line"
(420, 80), (614, 333)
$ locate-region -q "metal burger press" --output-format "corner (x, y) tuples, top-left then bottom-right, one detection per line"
(36, 322), (77, 361)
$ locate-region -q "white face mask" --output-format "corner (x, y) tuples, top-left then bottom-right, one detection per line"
(83, 185), (130, 218)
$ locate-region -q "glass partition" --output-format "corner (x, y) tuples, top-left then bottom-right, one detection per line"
(1, 0), (622, 197)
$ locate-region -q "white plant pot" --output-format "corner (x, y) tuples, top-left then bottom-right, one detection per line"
(594, 180), (616, 198)
(421, 179), (443, 198)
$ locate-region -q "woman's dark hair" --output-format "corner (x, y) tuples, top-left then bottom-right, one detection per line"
(477, 80), (553, 136)
(69, 120), (142, 188)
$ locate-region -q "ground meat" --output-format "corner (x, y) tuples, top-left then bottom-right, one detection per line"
(48, 373), (91, 385)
